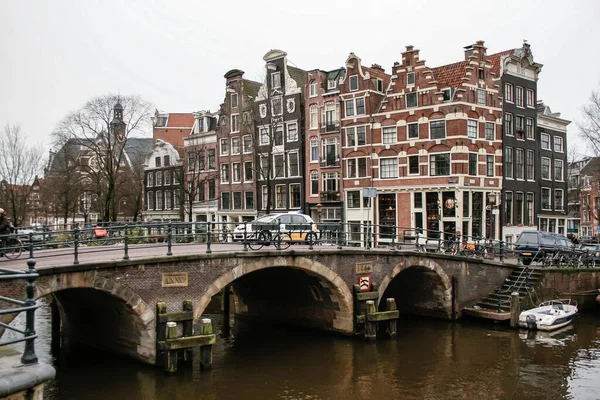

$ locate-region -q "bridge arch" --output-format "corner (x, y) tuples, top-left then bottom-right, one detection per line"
(378, 256), (453, 319)
(35, 271), (155, 364)
(196, 255), (354, 334)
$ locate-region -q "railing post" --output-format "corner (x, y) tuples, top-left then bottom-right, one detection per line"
(206, 223), (212, 254)
(500, 240), (505, 262)
(242, 222), (248, 252)
(497, 293), (502, 314)
(390, 227), (396, 250)
(123, 223), (130, 260)
(73, 227), (79, 265)
(308, 226), (314, 251)
(366, 221), (371, 250)
(166, 222), (173, 256)
(337, 223), (343, 250)
(21, 254), (38, 365)
(276, 219), (281, 250)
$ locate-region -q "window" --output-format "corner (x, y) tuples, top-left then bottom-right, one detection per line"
(554, 159), (564, 181)
(348, 191), (361, 208)
(156, 171), (163, 186)
(147, 191), (154, 209)
(155, 156), (161, 167)
(260, 127), (270, 145)
(355, 98), (365, 115)
(274, 125), (283, 146)
(430, 120), (446, 139)
(408, 123), (419, 139)
(407, 72), (415, 85)
(515, 116), (524, 140)
(233, 192), (242, 210)
(208, 179), (215, 199)
(271, 72), (281, 89)
(346, 126), (366, 146)
(525, 193), (534, 225)
(406, 92), (417, 108)
(164, 155), (170, 167)
(383, 127), (396, 144)
(310, 138), (318, 161)
(358, 158), (367, 177)
(526, 150), (534, 180)
(310, 171), (318, 196)
(478, 68), (484, 80)
(271, 97), (283, 116)
(208, 149), (215, 170)
(262, 186), (268, 209)
(345, 99), (355, 117)
(504, 113), (513, 136)
(173, 169), (179, 184)
(243, 135), (252, 153)
(231, 114), (240, 132)
(232, 163), (241, 182)
(274, 154), (285, 178)
(505, 147), (513, 179)
(290, 184), (301, 208)
(231, 93), (238, 108)
(380, 158), (398, 179)
(324, 102), (338, 130)
(221, 164), (229, 182)
(554, 136), (564, 152)
(288, 152), (299, 177)
(376, 78), (383, 92)
(526, 118), (534, 140)
(469, 153), (478, 176)
(409, 155), (419, 175)
(555, 189), (564, 210)
(322, 138), (338, 166)
(526, 89), (534, 107)
(156, 190), (163, 210)
(515, 192), (523, 225)
(220, 138), (229, 155)
(287, 122), (298, 142)
(147, 172), (154, 187)
(541, 157), (551, 180)
(244, 161), (253, 181)
(245, 192), (254, 209)
(348, 158), (368, 178)
(187, 152), (195, 171)
(327, 79), (336, 90)
(196, 150), (204, 171)
(467, 120), (478, 138)
(505, 82), (514, 102)
(349, 75), (359, 91)
(542, 188), (551, 210)
(231, 137), (240, 154)
(541, 133), (550, 150)
(515, 148), (524, 180)
(429, 153), (450, 176)
(322, 172), (339, 192)
(504, 191), (513, 224)
(197, 181), (205, 202)
(477, 89), (486, 105)
(309, 81), (318, 97)
(164, 170), (171, 185)
(309, 105), (318, 129)
(485, 122), (494, 141)
(221, 192), (230, 209)
(486, 155), (494, 177)
(516, 86), (524, 107)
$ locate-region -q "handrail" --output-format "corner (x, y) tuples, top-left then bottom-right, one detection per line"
(0, 242), (39, 364)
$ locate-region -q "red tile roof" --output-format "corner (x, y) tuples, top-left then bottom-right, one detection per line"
(487, 49), (515, 78)
(431, 60), (469, 88)
(166, 113), (194, 128)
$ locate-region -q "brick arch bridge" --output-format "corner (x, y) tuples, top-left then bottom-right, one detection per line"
(0, 249), (515, 365)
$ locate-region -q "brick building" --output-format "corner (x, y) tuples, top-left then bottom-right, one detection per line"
(153, 110), (195, 147)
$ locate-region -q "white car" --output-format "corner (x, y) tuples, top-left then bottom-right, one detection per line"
(233, 212), (318, 243)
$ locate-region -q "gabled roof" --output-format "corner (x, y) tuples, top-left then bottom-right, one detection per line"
(164, 113), (195, 128)
(289, 65), (307, 87)
(124, 138), (154, 168)
(431, 60), (469, 88)
(243, 79), (261, 99)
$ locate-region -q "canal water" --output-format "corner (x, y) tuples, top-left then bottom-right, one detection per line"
(7, 299), (600, 400)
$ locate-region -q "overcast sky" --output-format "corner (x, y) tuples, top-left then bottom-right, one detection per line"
(2, 0), (599, 158)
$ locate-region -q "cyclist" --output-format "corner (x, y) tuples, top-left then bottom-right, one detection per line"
(0, 208), (14, 256)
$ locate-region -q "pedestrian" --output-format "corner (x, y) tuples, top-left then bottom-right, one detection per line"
(416, 229), (427, 252)
(0, 208), (14, 256)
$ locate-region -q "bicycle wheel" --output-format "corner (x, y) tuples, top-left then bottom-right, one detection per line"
(247, 232), (266, 251)
(4, 238), (23, 260)
(275, 233), (291, 250)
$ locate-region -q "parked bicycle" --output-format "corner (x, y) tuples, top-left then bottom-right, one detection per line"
(246, 230), (291, 251)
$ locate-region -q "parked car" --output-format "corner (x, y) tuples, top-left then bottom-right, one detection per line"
(233, 212), (318, 243)
(514, 231), (574, 265)
(580, 243), (600, 263)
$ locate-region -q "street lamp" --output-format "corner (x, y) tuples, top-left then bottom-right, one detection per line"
(316, 203), (323, 223)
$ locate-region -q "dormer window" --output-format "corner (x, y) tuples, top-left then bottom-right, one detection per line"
(271, 72), (281, 89)
(376, 78), (383, 92)
(155, 157), (161, 167)
(231, 93), (238, 108)
(407, 72), (415, 85)
(349, 75), (359, 91)
(442, 89), (451, 101)
(327, 79), (336, 90)
(309, 81), (318, 97)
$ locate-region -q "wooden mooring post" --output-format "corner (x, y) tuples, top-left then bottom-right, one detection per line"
(156, 301), (216, 374)
(510, 292), (520, 328)
(353, 283), (399, 340)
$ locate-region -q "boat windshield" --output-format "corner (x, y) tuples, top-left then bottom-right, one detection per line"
(552, 302), (564, 310)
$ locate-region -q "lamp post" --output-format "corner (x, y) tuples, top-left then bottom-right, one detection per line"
(487, 192), (497, 240)
(316, 203), (323, 223)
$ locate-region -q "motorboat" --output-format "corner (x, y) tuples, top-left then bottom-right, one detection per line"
(518, 299), (578, 331)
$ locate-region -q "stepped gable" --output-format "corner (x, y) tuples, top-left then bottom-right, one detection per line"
(487, 49), (515, 78)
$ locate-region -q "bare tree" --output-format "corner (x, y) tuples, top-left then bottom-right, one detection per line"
(578, 85), (600, 155)
(52, 94), (153, 222)
(0, 124), (44, 226)
(180, 145), (219, 222)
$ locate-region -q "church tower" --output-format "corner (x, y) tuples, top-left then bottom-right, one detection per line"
(110, 100), (127, 143)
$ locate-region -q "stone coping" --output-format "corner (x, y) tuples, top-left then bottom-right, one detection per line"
(0, 347), (55, 397)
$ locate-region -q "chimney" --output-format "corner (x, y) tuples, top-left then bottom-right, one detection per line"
(371, 63), (384, 72)
(402, 45), (419, 66)
(464, 44), (474, 60)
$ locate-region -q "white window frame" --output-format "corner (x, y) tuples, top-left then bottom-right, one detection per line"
(541, 133), (550, 150)
(231, 137), (240, 155)
(526, 88), (535, 108)
(526, 149), (534, 181)
(349, 75), (359, 91)
(309, 81), (318, 97)
(310, 171), (319, 196)
(327, 79), (336, 90)
(554, 136), (564, 153)
(541, 157), (551, 180)
(310, 138), (319, 162)
(286, 122), (298, 142)
(407, 72), (415, 85)
(310, 105), (319, 129)
(271, 96), (283, 116)
(505, 147), (513, 179)
(516, 86), (524, 107)
(554, 159), (564, 182)
(232, 162), (241, 183)
(486, 154), (494, 177)
(526, 118), (534, 140)
(288, 152), (299, 177)
(382, 126), (396, 144)
(231, 93), (238, 108)
(221, 164), (229, 183)
(289, 183), (301, 209)
(408, 123), (419, 139)
(505, 82), (514, 103)
(541, 187), (551, 210)
(271, 72), (281, 89)
(231, 114), (240, 133)
(260, 126), (270, 145)
(243, 135), (252, 153)
(429, 119), (446, 140)
(220, 138), (229, 155)
(555, 189), (564, 210)
(485, 122), (494, 141)
(380, 157), (398, 179)
(477, 89), (486, 105)
(467, 119), (478, 139)
(406, 92), (418, 108)
(429, 153), (451, 176)
(244, 161), (253, 182)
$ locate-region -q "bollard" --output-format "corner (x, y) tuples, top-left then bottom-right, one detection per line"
(364, 300), (377, 340)
(510, 292), (520, 329)
(199, 318), (213, 370)
(156, 302), (167, 366)
(73, 227), (79, 265)
(386, 298), (397, 338)
(242, 222), (248, 252)
(222, 286), (231, 338)
(166, 222), (173, 256)
(165, 321), (178, 373)
(123, 225), (130, 260)
(21, 256), (38, 365)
